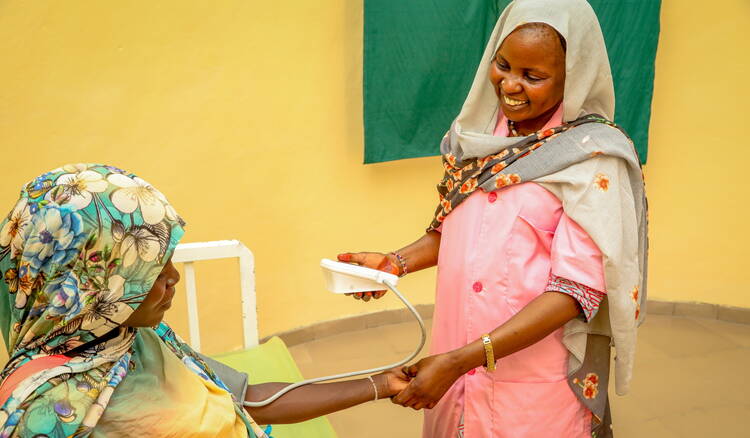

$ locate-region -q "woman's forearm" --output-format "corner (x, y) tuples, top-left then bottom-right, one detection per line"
(244, 375), (384, 425)
(449, 292), (581, 373)
(392, 230), (441, 274)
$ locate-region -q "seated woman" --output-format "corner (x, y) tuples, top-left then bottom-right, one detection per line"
(0, 164), (409, 437)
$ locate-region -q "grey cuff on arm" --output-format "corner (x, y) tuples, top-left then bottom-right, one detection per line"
(197, 353), (249, 403)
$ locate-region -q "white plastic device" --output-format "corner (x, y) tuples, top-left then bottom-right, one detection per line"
(243, 258), (426, 408)
(320, 258), (399, 293)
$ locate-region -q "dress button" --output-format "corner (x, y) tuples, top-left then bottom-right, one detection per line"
(488, 192), (497, 203)
(467, 368), (477, 376)
(473, 281), (483, 292)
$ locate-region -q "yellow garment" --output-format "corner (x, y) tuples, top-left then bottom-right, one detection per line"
(92, 329), (248, 438)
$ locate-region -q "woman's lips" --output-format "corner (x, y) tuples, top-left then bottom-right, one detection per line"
(502, 94), (529, 108)
(160, 288), (176, 309)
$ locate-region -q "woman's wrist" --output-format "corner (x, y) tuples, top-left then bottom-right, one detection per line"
(385, 252), (406, 276)
(447, 343), (487, 375)
(372, 373), (392, 399)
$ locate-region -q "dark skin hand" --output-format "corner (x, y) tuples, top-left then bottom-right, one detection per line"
(392, 292), (580, 410)
(337, 230), (441, 301)
(244, 368), (410, 424)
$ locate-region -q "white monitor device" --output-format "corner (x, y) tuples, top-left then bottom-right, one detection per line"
(320, 258), (399, 294)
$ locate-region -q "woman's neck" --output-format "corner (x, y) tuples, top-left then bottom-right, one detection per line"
(509, 103), (563, 136)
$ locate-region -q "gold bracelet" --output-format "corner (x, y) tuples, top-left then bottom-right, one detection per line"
(481, 334), (496, 372)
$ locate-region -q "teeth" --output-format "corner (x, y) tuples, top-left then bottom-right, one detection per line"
(503, 95), (527, 106)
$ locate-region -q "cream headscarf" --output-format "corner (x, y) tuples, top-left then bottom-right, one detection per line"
(446, 0), (615, 161)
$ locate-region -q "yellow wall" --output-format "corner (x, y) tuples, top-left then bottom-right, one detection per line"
(0, 0), (747, 354)
(646, 0), (750, 308)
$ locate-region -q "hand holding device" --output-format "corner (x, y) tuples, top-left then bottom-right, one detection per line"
(336, 252), (400, 300)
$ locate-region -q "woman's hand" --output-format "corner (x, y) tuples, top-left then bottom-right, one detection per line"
(374, 367), (412, 399)
(337, 231), (441, 301)
(337, 252), (400, 301)
(391, 353), (464, 410)
(390, 292), (583, 411)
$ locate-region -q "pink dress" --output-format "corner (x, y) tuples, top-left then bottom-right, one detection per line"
(425, 108), (606, 438)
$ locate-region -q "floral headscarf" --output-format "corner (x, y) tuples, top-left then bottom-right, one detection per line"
(0, 164), (260, 437)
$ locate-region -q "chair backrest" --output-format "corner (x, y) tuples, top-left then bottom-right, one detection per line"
(172, 240), (258, 353)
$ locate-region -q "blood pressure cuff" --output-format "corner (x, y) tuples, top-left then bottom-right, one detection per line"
(198, 353), (249, 403)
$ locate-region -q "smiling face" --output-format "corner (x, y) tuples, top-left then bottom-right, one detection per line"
(123, 259), (180, 327)
(488, 23), (566, 135)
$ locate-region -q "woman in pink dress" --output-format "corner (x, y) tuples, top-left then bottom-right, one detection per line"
(339, 1), (648, 437)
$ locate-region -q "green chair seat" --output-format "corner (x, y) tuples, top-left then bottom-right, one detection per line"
(212, 336), (338, 438)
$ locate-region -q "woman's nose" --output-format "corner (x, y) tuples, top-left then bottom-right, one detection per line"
(167, 268), (180, 286)
(166, 277), (178, 288)
(501, 76), (522, 94)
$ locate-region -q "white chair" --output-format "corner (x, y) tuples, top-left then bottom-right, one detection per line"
(171, 240), (339, 438)
(172, 240), (258, 353)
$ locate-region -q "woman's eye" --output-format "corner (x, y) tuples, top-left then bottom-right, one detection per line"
(495, 60), (509, 70)
(525, 74), (543, 82)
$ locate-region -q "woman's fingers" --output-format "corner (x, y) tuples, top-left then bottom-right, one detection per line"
(338, 252), (391, 299)
(404, 391), (432, 411)
(401, 366), (410, 378)
(392, 382), (413, 406)
(348, 291), (389, 301)
(405, 364), (419, 378)
(337, 252), (367, 265)
(405, 395), (425, 411)
(390, 361), (439, 410)
(392, 393), (410, 406)
(338, 252), (393, 272)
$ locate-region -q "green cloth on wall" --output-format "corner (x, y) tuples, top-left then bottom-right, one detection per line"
(363, 0), (660, 164)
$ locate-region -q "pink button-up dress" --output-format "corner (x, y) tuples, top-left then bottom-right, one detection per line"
(424, 108), (606, 438)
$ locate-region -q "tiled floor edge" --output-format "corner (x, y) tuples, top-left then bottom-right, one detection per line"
(264, 300), (750, 347)
(648, 299), (750, 324)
